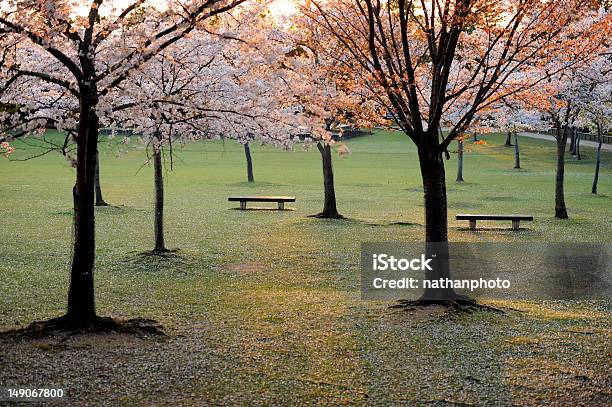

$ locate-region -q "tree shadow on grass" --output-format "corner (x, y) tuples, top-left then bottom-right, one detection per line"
(450, 181), (480, 186)
(139, 248), (181, 257)
(482, 195), (520, 202)
(448, 201), (484, 209)
(298, 216), (422, 227)
(307, 212), (346, 219)
(118, 250), (193, 274)
(406, 186), (463, 193)
(227, 181), (289, 188)
(50, 205), (146, 217)
(363, 220), (422, 227)
(454, 227), (541, 236)
(49, 210), (74, 217)
(95, 204), (147, 212)
(229, 207), (296, 211)
(0, 316), (165, 340)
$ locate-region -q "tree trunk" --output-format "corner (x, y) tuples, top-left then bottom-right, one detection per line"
(513, 133), (521, 169)
(314, 142), (342, 218)
(592, 125), (602, 194)
(456, 139), (464, 182)
(555, 127), (569, 219)
(472, 132), (479, 142)
(569, 127), (576, 154)
(504, 131), (513, 147)
(153, 140), (166, 253)
(94, 149), (108, 206)
(66, 94), (98, 328)
(244, 142), (254, 183)
(419, 148), (448, 243)
(418, 147), (460, 301)
(575, 130), (581, 160)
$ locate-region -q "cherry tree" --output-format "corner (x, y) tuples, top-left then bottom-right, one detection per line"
(572, 54), (612, 194)
(305, 0), (607, 239)
(109, 6), (307, 253)
(285, 54), (365, 219)
(0, 0), (246, 331)
(517, 67), (603, 216)
(286, 14), (379, 218)
(303, 0), (608, 306)
(108, 45), (212, 254)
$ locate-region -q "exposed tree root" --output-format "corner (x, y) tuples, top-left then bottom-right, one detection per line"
(390, 298), (505, 314)
(308, 212), (345, 219)
(0, 316), (165, 339)
(95, 200), (110, 207)
(141, 248), (180, 257)
(388, 221), (420, 226)
(426, 398), (477, 406)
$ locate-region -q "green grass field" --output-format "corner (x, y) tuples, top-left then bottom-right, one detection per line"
(1, 130), (611, 405)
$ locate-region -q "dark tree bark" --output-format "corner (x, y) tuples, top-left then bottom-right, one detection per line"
(66, 88), (99, 328)
(555, 126), (569, 219)
(417, 147), (464, 301)
(575, 130), (581, 160)
(244, 142), (254, 183)
(592, 124), (602, 194)
(472, 132), (479, 142)
(569, 127), (577, 154)
(504, 131), (513, 146)
(313, 142), (342, 218)
(419, 147), (448, 243)
(153, 138), (166, 253)
(94, 149), (108, 206)
(456, 139), (464, 182)
(513, 133), (521, 169)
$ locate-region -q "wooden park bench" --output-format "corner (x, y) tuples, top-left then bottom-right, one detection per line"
(456, 214), (533, 230)
(228, 196), (295, 210)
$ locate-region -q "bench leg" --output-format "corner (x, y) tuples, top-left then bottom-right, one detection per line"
(240, 201), (246, 210)
(512, 220), (520, 230)
(469, 220), (476, 230)
(278, 202), (285, 210)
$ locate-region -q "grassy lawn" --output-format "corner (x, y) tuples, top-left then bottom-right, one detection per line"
(0, 130), (610, 405)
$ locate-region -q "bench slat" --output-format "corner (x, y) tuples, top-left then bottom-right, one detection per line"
(228, 196), (295, 202)
(456, 214), (533, 221)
